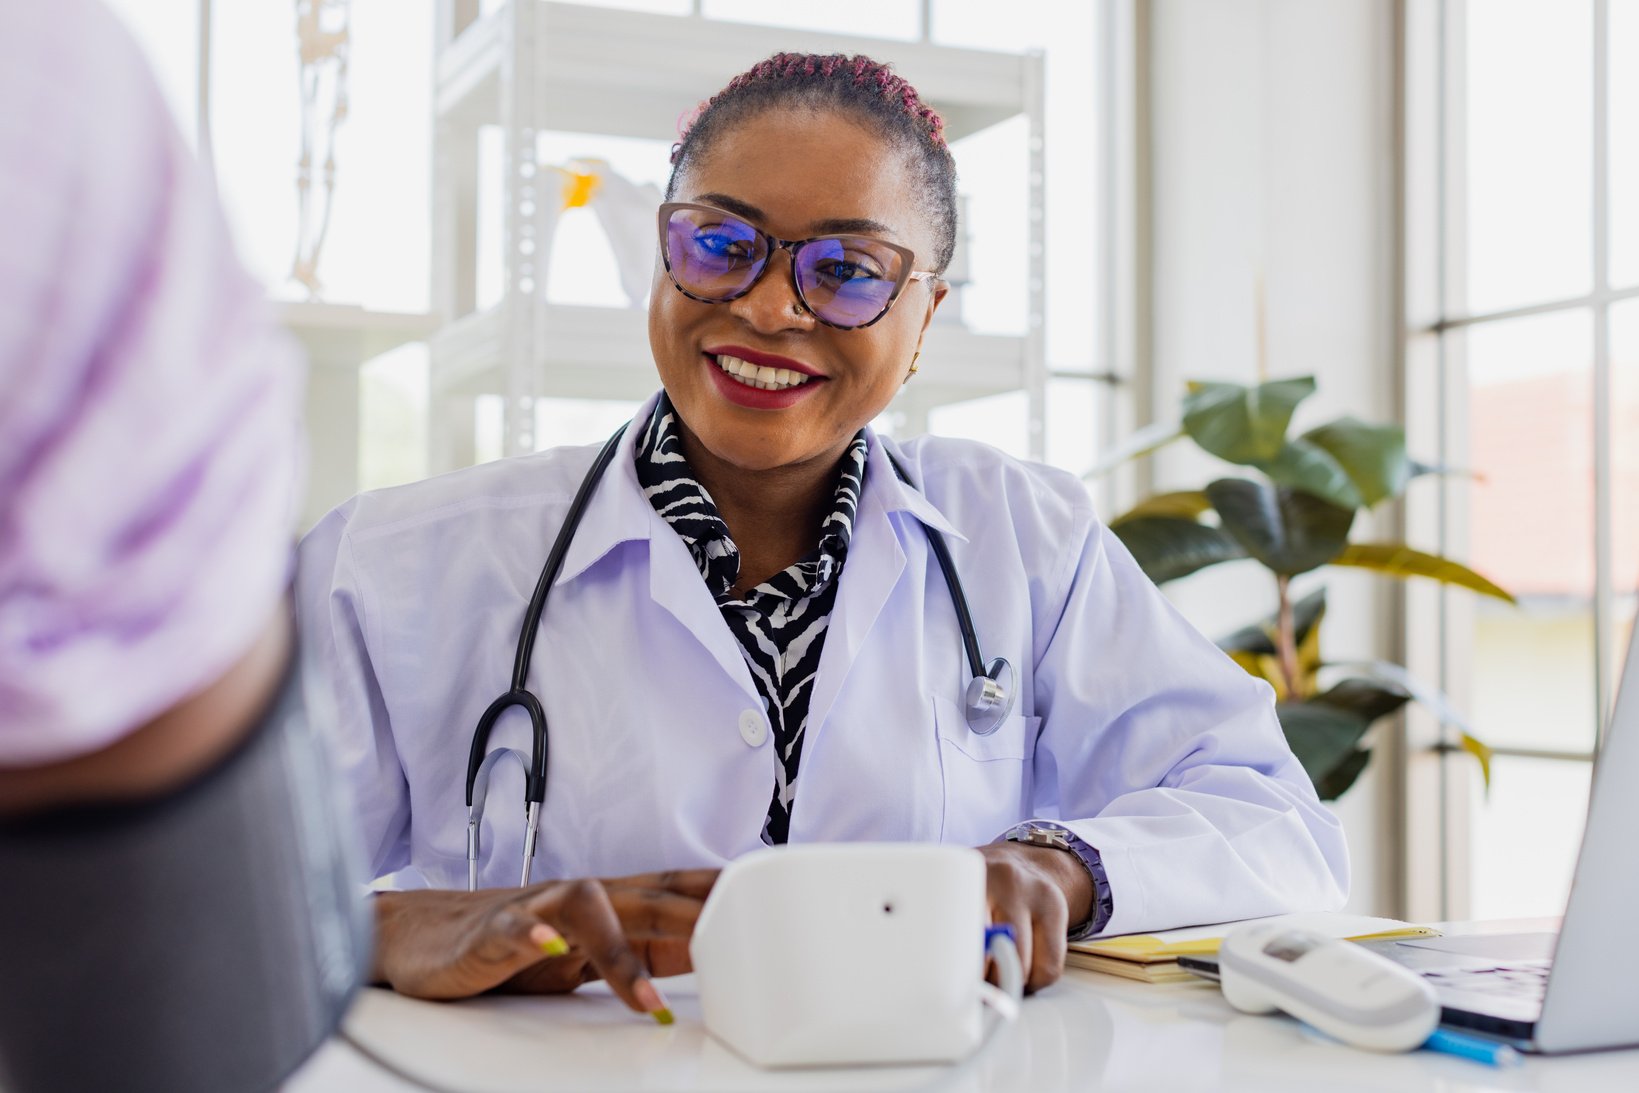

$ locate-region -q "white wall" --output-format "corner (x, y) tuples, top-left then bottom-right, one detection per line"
(1146, 0), (1400, 915)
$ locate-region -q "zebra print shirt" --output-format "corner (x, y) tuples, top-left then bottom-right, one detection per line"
(634, 395), (868, 845)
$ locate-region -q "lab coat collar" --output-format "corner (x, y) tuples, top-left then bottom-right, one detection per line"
(551, 392), (663, 588)
(865, 431), (968, 543)
(552, 391), (758, 697)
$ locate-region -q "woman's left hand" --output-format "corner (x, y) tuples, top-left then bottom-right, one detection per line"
(978, 841), (1095, 993)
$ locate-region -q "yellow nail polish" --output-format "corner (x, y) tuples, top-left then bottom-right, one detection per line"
(529, 923), (570, 957)
(634, 978), (673, 1023)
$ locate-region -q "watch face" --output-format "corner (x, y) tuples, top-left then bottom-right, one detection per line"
(1013, 826), (1068, 850)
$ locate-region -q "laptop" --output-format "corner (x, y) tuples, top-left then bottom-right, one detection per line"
(1181, 625), (1639, 1054)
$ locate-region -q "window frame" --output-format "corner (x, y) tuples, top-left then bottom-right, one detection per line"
(1402, 0), (1621, 920)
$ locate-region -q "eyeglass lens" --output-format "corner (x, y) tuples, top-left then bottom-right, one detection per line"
(663, 206), (906, 328)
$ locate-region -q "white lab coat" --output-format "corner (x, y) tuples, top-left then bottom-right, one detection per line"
(297, 394), (1348, 935)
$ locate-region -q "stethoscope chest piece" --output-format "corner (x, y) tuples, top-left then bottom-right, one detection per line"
(964, 657), (1016, 736)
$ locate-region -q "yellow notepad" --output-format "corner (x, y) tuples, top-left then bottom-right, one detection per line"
(1065, 953), (1209, 983)
(1067, 912), (1440, 980)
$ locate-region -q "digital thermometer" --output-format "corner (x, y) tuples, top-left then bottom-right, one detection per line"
(1218, 923), (1441, 1052)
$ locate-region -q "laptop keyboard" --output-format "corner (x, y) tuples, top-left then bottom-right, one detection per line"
(1421, 961), (1551, 1001)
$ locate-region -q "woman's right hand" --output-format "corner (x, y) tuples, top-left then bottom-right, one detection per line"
(369, 869), (718, 1019)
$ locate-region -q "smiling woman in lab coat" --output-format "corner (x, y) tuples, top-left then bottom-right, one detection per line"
(298, 52), (1347, 1020)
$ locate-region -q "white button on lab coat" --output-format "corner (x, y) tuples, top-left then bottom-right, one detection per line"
(737, 709), (767, 748)
(297, 392), (1348, 936)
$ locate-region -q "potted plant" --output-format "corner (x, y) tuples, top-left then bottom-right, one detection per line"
(1103, 376), (1512, 799)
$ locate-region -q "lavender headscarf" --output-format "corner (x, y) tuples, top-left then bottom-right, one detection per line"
(0, 0), (304, 764)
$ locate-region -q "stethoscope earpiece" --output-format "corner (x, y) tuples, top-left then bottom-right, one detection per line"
(964, 657), (1016, 736)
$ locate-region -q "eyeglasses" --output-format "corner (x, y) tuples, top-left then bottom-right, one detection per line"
(657, 202), (938, 330)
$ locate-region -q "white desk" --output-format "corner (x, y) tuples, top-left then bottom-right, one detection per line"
(287, 967), (1639, 1092)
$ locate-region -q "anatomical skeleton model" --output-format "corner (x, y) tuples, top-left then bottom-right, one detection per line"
(291, 0), (351, 298)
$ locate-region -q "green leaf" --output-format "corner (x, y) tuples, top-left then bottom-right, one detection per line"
(1254, 437), (1365, 510)
(1224, 595), (1328, 699)
(1461, 732), (1494, 792)
(1229, 650), (1287, 694)
(1320, 661), (1491, 791)
(1219, 588), (1328, 655)
(1182, 377), (1316, 465)
(1276, 701), (1373, 789)
(1300, 418), (1411, 506)
(1330, 543), (1516, 603)
(1292, 612), (1325, 697)
(1310, 678), (1412, 724)
(1206, 478), (1356, 576)
(1086, 421), (1186, 478)
(1321, 659), (1473, 734)
(1314, 748), (1372, 800)
(1110, 516), (1247, 584)
(1111, 490), (1213, 527)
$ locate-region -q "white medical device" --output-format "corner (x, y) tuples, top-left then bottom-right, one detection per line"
(689, 844), (1023, 1068)
(1219, 922), (1441, 1052)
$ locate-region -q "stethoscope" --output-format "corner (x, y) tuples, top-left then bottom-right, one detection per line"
(465, 422), (1016, 890)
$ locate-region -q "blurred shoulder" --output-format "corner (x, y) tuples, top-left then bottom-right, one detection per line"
(303, 443), (602, 550)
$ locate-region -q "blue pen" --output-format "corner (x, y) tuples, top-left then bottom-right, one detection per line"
(1423, 1028), (1523, 1068)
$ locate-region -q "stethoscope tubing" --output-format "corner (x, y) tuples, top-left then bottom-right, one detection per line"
(463, 424), (631, 813)
(882, 450), (989, 686)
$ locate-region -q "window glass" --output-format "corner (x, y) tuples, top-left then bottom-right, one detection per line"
(1461, 0), (1592, 314)
(1610, 299), (1639, 701)
(1468, 755), (1592, 920)
(933, 0), (1099, 378)
(950, 116), (1030, 339)
(1611, 0), (1639, 289)
(1463, 310), (1597, 753)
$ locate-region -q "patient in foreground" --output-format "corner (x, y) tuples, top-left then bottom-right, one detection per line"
(0, 4), (364, 1090)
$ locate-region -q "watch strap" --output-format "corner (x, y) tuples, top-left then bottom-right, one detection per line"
(1005, 821), (1114, 940)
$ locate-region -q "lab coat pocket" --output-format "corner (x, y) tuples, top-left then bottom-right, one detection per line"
(932, 694), (1041, 847)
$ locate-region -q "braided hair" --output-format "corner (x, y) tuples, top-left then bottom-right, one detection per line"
(667, 52), (959, 274)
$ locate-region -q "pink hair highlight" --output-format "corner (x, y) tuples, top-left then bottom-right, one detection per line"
(671, 51), (948, 165)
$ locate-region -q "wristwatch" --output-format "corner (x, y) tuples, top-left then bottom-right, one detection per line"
(1005, 822), (1076, 854)
(1004, 821), (1114, 939)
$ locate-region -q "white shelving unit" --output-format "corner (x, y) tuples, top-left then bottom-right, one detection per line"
(428, 0), (1045, 473)
(280, 302), (438, 528)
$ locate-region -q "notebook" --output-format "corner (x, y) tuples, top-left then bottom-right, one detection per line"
(1068, 912), (1440, 983)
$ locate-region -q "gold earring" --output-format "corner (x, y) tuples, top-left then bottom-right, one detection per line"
(905, 351), (920, 382)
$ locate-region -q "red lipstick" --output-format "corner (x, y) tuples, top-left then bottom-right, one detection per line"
(701, 347), (826, 411)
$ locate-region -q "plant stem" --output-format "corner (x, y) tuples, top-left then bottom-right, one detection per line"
(1275, 573), (1300, 698)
